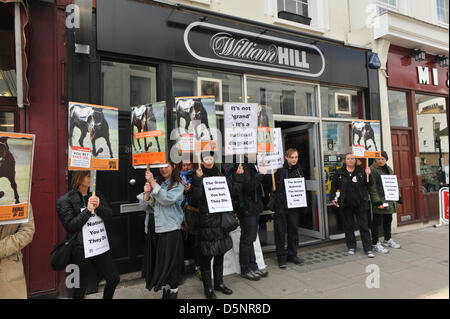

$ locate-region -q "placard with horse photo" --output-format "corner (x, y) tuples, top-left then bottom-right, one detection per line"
(68, 102), (119, 171)
(0, 132), (35, 225)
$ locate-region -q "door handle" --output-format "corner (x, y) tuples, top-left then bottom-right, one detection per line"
(129, 179), (136, 186)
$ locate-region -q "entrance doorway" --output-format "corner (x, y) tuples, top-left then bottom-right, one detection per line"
(259, 121), (325, 251)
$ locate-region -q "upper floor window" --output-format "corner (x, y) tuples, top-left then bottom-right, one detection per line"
(437, 0), (449, 24)
(377, 0), (397, 8)
(277, 0), (309, 17)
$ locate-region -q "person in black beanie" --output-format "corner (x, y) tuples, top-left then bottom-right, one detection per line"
(191, 151), (233, 299)
(369, 151), (403, 254)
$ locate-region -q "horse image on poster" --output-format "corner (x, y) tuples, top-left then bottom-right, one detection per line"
(0, 137), (19, 204)
(131, 104), (161, 152)
(69, 104), (115, 158)
(176, 98), (214, 141)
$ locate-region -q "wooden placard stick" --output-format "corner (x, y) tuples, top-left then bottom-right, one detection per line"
(366, 158), (369, 183)
(198, 151), (201, 170)
(89, 170), (97, 216)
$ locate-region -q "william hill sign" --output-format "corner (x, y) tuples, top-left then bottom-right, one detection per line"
(184, 22), (325, 78)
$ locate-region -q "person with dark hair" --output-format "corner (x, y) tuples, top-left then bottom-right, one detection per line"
(330, 153), (375, 258)
(143, 161), (185, 299)
(231, 155), (269, 281)
(272, 148), (305, 268)
(191, 151), (233, 299)
(56, 171), (119, 299)
(179, 157), (201, 279)
(369, 151), (403, 254)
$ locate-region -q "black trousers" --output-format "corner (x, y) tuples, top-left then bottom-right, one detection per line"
(340, 204), (372, 252)
(274, 207), (300, 259)
(71, 248), (120, 299)
(239, 215), (260, 273)
(199, 254), (224, 286)
(371, 213), (393, 245)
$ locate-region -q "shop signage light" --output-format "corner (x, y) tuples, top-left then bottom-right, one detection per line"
(435, 55), (449, 68)
(184, 22), (325, 78)
(410, 48), (426, 62)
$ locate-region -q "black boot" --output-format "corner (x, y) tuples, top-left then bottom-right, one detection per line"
(201, 270), (216, 299)
(213, 262), (233, 295)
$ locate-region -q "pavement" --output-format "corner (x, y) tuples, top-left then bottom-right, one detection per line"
(85, 225), (449, 299)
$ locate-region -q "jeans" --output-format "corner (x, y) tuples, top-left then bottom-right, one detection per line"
(239, 215), (260, 273)
(371, 213), (393, 245)
(341, 205), (372, 252)
(274, 207), (300, 259)
(70, 249), (120, 299)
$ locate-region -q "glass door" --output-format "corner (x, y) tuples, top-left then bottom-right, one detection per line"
(282, 122), (325, 240)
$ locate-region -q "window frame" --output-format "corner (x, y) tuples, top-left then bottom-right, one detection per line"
(0, 100), (19, 132)
(436, 0), (449, 25)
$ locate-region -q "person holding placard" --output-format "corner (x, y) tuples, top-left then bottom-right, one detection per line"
(231, 155), (269, 281)
(369, 151), (403, 253)
(330, 153), (375, 258)
(191, 151), (233, 299)
(0, 205), (35, 299)
(179, 157), (202, 280)
(56, 171), (119, 299)
(143, 161), (185, 299)
(272, 148), (305, 268)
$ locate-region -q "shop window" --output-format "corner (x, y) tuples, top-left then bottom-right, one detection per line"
(437, 0), (449, 24)
(172, 66), (243, 112)
(246, 77), (316, 116)
(388, 90), (409, 127)
(101, 61), (156, 111)
(0, 6), (16, 98)
(0, 111), (14, 132)
(320, 86), (364, 119)
(415, 94), (448, 192)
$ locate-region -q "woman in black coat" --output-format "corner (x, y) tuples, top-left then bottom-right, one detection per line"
(329, 153), (374, 258)
(56, 171), (119, 299)
(191, 152), (233, 299)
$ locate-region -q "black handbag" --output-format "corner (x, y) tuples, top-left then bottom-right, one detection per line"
(221, 212), (239, 233)
(49, 233), (77, 271)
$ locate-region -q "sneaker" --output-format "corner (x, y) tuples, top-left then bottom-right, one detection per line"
(278, 257), (287, 269)
(254, 268), (269, 278)
(383, 239), (401, 249)
(287, 256), (305, 265)
(347, 248), (356, 255)
(240, 270), (261, 281)
(373, 242), (389, 254)
(366, 251), (375, 258)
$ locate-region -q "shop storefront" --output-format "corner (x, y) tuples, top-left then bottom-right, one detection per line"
(386, 45), (449, 225)
(66, 0), (381, 278)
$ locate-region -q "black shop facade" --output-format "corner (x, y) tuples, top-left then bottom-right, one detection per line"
(67, 0), (382, 275)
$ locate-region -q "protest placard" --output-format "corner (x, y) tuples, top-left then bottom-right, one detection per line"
(257, 105), (274, 152)
(175, 96), (218, 153)
(381, 175), (399, 201)
(68, 102), (119, 171)
(202, 176), (233, 213)
(0, 132), (35, 225)
(131, 101), (167, 168)
(351, 120), (381, 159)
(82, 212), (110, 258)
(284, 177), (307, 208)
(257, 128), (284, 172)
(224, 103), (258, 156)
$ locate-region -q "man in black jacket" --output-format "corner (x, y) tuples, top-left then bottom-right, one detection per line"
(273, 148), (305, 268)
(232, 155), (269, 281)
(329, 153), (374, 258)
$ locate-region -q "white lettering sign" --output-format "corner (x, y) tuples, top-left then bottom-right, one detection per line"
(381, 175), (399, 201)
(82, 213), (110, 258)
(203, 177), (234, 213)
(284, 177), (307, 208)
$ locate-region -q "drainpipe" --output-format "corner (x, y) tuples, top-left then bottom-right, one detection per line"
(15, 2), (23, 108)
